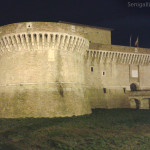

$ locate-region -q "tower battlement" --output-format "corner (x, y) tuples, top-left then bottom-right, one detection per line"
(0, 22), (89, 55)
(0, 32), (89, 55)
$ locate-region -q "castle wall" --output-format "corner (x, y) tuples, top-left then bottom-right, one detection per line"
(59, 22), (112, 45)
(0, 22), (91, 118)
(138, 65), (150, 90)
(0, 50), (91, 117)
(0, 22), (150, 118)
(0, 22), (111, 45)
(80, 27), (111, 44)
(84, 58), (130, 109)
(85, 45), (150, 109)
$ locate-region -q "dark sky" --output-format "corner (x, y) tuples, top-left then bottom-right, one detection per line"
(0, 0), (150, 48)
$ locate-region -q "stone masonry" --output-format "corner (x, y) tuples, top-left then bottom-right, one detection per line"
(0, 21), (150, 118)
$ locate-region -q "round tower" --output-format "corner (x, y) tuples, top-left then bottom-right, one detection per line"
(0, 22), (91, 118)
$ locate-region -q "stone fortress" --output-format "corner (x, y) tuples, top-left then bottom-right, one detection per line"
(0, 21), (150, 118)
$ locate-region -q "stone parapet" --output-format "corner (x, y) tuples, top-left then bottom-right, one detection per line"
(0, 32), (89, 55)
(87, 49), (150, 65)
(90, 43), (150, 54)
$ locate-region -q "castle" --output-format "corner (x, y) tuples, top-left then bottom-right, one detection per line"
(0, 21), (150, 118)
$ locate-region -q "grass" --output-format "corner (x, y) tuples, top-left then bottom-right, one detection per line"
(0, 109), (150, 150)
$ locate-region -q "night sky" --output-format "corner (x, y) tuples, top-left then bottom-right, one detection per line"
(0, 0), (150, 48)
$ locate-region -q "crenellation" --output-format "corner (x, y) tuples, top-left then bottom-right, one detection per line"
(87, 49), (150, 65)
(0, 40), (3, 53)
(3, 37), (9, 51)
(141, 55), (145, 65)
(0, 32), (88, 54)
(133, 55), (136, 64)
(66, 35), (72, 50)
(137, 55), (140, 64)
(25, 34), (30, 50)
(1, 38), (5, 51)
(41, 33), (44, 48)
(121, 53), (125, 63)
(16, 35), (21, 50)
(131, 54), (135, 64)
(14, 35), (18, 50)
(81, 40), (86, 54)
(146, 56), (149, 64)
(79, 38), (84, 52)
(128, 54), (133, 64)
(37, 33), (40, 49)
(135, 55), (138, 64)
(59, 35), (64, 49)
(133, 54), (137, 64)
(143, 55), (147, 65)
(140, 55), (144, 64)
(73, 37), (79, 52)
(145, 55), (148, 64)
(21, 34), (26, 50)
(70, 36), (75, 51)
(71, 37), (76, 51)
(138, 55), (141, 64)
(125, 54), (129, 64)
(8, 36), (14, 51)
(75, 38), (80, 52)
(0, 38), (6, 52)
(33, 34), (37, 49)
(28, 34), (32, 49)
(143, 55), (147, 64)
(111, 53), (115, 62)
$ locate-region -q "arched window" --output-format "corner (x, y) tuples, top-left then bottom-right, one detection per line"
(130, 83), (137, 91)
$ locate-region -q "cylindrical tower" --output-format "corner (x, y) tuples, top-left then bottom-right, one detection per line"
(0, 22), (91, 118)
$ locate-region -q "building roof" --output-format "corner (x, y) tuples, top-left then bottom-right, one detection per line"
(59, 21), (114, 31)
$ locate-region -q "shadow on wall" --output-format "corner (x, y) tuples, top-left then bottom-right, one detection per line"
(59, 84), (64, 97)
(134, 99), (140, 109)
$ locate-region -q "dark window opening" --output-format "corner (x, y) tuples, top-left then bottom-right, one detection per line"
(27, 23), (32, 28)
(91, 66), (93, 72)
(130, 83), (137, 91)
(103, 88), (106, 93)
(102, 71), (105, 75)
(123, 88), (126, 93)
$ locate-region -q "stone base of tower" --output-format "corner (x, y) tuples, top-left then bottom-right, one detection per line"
(0, 83), (91, 118)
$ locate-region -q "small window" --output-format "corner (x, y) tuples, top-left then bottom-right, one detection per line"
(71, 26), (75, 32)
(103, 88), (106, 93)
(102, 71), (105, 76)
(123, 88), (126, 93)
(26, 23), (32, 29)
(91, 66), (93, 72)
